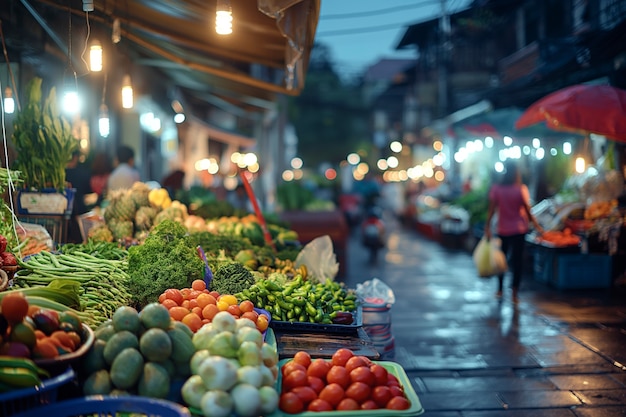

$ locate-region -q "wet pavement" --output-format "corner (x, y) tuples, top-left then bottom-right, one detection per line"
(343, 215), (626, 416)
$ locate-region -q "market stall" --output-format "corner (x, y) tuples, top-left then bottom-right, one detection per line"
(0, 174), (424, 416)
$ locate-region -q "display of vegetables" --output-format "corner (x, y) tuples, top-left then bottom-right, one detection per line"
(209, 261), (256, 296)
(14, 250), (132, 327)
(236, 275), (357, 324)
(182, 311), (280, 417)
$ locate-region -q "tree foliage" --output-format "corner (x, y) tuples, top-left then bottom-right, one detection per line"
(288, 43), (368, 169)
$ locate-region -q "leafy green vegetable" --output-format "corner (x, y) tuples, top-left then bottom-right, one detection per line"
(209, 261), (255, 295)
(188, 231), (252, 258)
(127, 220), (204, 308)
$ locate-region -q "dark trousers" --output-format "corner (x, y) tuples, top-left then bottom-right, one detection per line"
(497, 233), (526, 291)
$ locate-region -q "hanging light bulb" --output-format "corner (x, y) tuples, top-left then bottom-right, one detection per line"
(112, 18), (121, 44)
(121, 74), (133, 109)
(98, 103), (110, 137)
(89, 40), (103, 72)
(3, 87), (14, 114)
(62, 70), (81, 115)
(215, 0), (233, 35)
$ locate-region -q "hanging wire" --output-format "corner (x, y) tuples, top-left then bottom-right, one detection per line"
(65, 1), (78, 91)
(0, 20), (20, 112)
(80, 6), (92, 74)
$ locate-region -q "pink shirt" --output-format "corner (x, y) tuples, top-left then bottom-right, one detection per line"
(489, 183), (530, 236)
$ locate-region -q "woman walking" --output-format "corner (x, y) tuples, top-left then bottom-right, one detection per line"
(484, 161), (542, 303)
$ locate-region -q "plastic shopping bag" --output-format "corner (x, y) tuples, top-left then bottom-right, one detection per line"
(356, 277), (396, 305)
(473, 236), (508, 278)
(294, 235), (339, 283)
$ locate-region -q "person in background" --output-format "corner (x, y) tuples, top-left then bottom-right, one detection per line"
(161, 169), (185, 200)
(107, 145), (140, 191)
(89, 152), (112, 204)
(484, 161), (543, 303)
(65, 150), (92, 243)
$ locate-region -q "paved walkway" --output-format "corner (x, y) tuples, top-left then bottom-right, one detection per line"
(343, 216), (626, 416)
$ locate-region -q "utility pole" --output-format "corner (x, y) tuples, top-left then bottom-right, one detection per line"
(438, 0), (451, 119)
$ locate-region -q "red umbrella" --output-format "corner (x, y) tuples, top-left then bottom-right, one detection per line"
(515, 84), (626, 142)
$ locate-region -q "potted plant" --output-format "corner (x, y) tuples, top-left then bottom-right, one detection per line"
(11, 77), (78, 215)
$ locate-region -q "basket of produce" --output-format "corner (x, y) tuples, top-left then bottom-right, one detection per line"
(9, 394), (191, 417)
(0, 365), (75, 417)
(0, 291), (95, 376)
(275, 349), (424, 415)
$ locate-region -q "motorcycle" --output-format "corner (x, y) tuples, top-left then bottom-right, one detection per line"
(361, 205), (385, 265)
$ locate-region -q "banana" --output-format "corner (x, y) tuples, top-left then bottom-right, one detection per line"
(0, 356), (49, 378)
(0, 366), (42, 388)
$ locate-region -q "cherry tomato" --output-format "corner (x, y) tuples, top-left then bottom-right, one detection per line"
(350, 366), (376, 386)
(372, 385), (393, 407)
(387, 396), (411, 410)
(370, 364), (389, 385)
(291, 386), (317, 406)
(279, 392), (304, 414)
(307, 376), (325, 394)
(282, 361), (307, 377)
(336, 398), (360, 410)
(283, 369), (308, 391)
(361, 399), (379, 410)
(389, 385), (405, 398)
(326, 365), (350, 389)
(293, 351), (312, 368)
(345, 381), (371, 403)
(307, 358), (331, 380)
(345, 356), (368, 373)
(331, 348), (355, 367)
(318, 383), (345, 407)
(307, 399), (333, 412)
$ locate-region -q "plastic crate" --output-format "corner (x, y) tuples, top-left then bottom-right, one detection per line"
(12, 395), (191, 417)
(0, 367), (75, 417)
(551, 254), (613, 289)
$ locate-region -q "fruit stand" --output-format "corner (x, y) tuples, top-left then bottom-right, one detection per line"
(0, 176), (424, 416)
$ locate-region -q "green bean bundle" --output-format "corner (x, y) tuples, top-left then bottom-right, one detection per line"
(15, 250), (132, 327)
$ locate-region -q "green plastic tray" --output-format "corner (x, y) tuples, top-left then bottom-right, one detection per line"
(274, 358), (424, 416)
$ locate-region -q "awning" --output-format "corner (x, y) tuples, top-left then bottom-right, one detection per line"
(15, 0), (320, 111)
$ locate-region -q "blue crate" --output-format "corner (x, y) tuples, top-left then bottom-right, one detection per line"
(552, 254), (613, 289)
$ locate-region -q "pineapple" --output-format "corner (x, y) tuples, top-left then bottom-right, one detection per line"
(88, 224), (114, 242)
(109, 219), (134, 241)
(135, 206), (158, 231)
(130, 181), (151, 208)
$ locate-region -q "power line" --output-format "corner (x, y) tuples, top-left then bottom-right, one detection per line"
(321, 0), (441, 20)
(317, 22), (411, 37)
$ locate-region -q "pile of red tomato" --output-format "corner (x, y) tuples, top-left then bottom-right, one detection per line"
(278, 348), (411, 413)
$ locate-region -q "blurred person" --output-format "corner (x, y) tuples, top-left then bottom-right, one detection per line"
(89, 152), (112, 204)
(65, 150), (92, 243)
(108, 145), (140, 191)
(161, 169), (185, 199)
(484, 161), (543, 303)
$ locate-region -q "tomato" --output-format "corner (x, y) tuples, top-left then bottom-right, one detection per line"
(386, 396), (411, 410)
(350, 366), (375, 386)
(307, 358), (331, 380)
(326, 365), (350, 389)
(307, 399), (333, 412)
(345, 382), (371, 403)
(239, 300), (254, 313)
(307, 376), (325, 394)
(336, 398), (360, 410)
(164, 288), (184, 305)
(370, 364), (388, 385)
(331, 348), (355, 367)
(387, 373), (400, 386)
(282, 361), (307, 377)
(361, 399), (379, 410)
(344, 356), (368, 373)
(360, 355), (373, 367)
(318, 383), (345, 407)
(293, 351), (312, 368)
(372, 385), (393, 407)
(291, 386), (317, 406)
(283, 369), (308, 391)
(389, 385), (405, 398)
(279, 392), (304, 414)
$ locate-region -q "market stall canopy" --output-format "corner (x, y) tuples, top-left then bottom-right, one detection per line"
(515, 84), (626, 143)
(16, 0), (320, 112)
